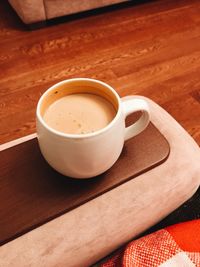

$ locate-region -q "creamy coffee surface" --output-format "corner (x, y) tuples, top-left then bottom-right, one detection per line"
(43, 93), (116, 134)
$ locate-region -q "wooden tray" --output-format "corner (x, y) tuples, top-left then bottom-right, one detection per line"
(0, 116), (170, 246)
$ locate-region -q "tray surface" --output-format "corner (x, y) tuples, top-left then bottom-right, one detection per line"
(0, 116), (170, 246)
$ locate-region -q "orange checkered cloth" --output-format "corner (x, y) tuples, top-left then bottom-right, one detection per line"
(101, 219), (200, 267)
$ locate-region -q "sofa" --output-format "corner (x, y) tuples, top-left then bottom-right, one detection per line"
(8, 0), (129, 25)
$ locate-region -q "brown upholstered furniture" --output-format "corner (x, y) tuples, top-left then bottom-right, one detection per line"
(8, 0), (129, 25)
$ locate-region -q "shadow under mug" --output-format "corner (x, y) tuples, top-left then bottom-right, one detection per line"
(36, 78), (150, 178)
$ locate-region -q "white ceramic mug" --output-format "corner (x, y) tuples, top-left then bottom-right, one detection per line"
(36, 78), (150, 178)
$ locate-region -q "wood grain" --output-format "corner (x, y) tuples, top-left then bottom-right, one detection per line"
(0, 0), (200, 144)
(0, 0), (200, 145)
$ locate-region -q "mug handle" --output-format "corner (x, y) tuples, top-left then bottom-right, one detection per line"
(122, 97), (150, 141)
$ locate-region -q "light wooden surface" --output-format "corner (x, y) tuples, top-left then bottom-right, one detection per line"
(0, 0), (200, 145)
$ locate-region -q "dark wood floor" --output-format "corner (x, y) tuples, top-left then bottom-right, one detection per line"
(0, 0), (200, 145)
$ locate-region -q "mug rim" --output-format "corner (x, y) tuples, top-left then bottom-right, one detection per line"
(36, 78), (121, 139)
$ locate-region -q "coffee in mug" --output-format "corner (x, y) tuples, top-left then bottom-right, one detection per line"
(43, 93), (117, 135)
(36, 78), (150, 178)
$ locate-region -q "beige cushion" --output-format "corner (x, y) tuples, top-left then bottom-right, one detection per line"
(45, 0), (128, 19)
(0, 97), (199, 267)
(8, 0), (128, 24)
(8, 0), (46, 24)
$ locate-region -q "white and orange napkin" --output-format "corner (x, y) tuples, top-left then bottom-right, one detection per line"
(101, 219), (200, 267)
